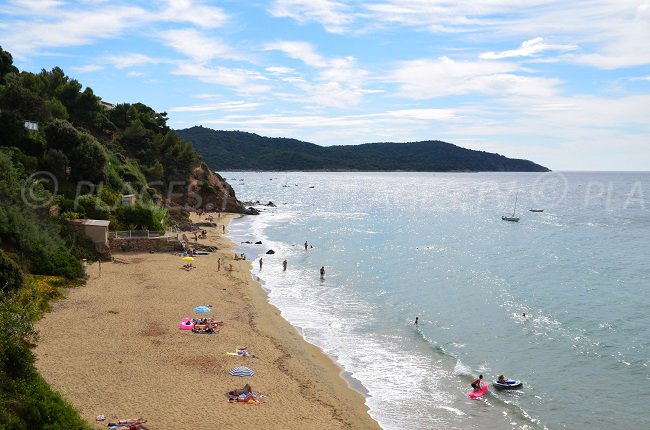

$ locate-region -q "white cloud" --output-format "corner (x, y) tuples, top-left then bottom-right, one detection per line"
(172, 62), (270, 96)
(3, 0), (63, 13)
(480, 37), (577, 60)
(266, 66), (296, 74)
(159, 0), (228, 29)
(265, 41), (371, 108)
(106, 53), (163, 69)
(72, 64), (103, 73)
(160, 29), (235, 63)
(268, 0), (354, 34)
(359, 1), (650, 68)
(265, 41), (326, 67)
(0, 1), (229, 58)
(391, 56), (560, 99)
(384, 108), (458, 121)
(1, 5), (148, 56)
(169, 101), (261, 112)
(201, 107), (459, 130)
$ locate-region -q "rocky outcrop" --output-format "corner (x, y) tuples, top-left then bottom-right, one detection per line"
(166, 164), (248, 214)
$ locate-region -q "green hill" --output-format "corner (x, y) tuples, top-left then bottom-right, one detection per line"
(0, 46), (245, 429)
(176, 126), (550, 172)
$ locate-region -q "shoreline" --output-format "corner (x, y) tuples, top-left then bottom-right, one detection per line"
(34, 213), (380, 430)
(239, 262), (371, 399)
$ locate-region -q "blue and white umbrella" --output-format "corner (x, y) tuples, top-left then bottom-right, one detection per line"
(193, 305), (212, 313)
(229, 366), (255, 377)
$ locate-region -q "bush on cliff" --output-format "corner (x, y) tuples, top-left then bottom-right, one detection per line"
(0, 250), (24, 295)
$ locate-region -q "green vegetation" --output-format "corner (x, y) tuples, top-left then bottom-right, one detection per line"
(0, 280), (91, 430)
(177, 126), (551, 172)
(0, 46), (205, 428)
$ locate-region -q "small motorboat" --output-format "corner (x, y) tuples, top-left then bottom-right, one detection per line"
(493, 379), (523, 389)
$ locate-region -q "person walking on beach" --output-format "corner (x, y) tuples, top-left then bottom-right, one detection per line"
(259, 257), (263, 271)
(222, 225), (225, 233)
(282, 259), (287, 271)
(217, 258), (221, 271)
(320, 266), (325, 279)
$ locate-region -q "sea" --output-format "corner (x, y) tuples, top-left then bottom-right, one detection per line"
(222, 171), (649, 430)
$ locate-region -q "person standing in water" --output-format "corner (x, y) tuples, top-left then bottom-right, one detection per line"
(259, 257), (263, 271)
(282, 259), (287, 271)
(414, 316), (419, 325)
(320, 266), (325, 279)
(304, 241), (308, 250)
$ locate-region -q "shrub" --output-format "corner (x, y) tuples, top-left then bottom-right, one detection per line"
(0, 249), (24, 295)
(29, 244), (81, 279)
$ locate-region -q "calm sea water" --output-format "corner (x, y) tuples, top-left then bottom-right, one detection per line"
(224, 172), (649, 430)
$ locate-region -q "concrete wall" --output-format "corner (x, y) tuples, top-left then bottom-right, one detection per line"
(83, 225), (108, 245)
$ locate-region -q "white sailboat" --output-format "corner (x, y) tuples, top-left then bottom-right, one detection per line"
(502, 193), (520, 222)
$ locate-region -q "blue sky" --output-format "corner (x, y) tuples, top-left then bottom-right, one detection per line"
(1, 0), (649, 170)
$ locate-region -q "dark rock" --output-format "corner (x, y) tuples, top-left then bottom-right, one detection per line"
(245, 207), (260, 215)
(255, 241), (262, 244)
(266, 249), (275, 254)
(264, 201), (276, 207)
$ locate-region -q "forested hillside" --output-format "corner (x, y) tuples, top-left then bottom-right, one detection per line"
(177, 126), (550, 172)
(0, 46), (240, 429)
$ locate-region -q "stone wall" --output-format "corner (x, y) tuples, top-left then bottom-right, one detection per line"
(108, 237), (183, 253)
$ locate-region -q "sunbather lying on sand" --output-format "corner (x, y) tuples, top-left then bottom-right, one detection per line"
(107, 418), (151, 429)
(229, 383), (252, 397)
(228, 384), (260, 403)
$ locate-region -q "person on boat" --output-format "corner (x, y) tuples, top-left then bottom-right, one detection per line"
(497, 375), (506, 384)
(471, 375), (483, 391)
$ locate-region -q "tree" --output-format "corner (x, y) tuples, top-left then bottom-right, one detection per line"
(0, 250), (23, 295)
(0, 45), (18, 83)
(0, 83), (48, 121)
(0, 110), (28, 149)
(43, 148), (69, 180)
(108, 102), (169, 133)
(68, 137), (106, 183)
(45, 98), (69, 120)
(43, 119), (84, 152)
(160, 131), (198, 181)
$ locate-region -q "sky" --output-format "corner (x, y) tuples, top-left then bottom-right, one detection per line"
(1, 0), (649, 171)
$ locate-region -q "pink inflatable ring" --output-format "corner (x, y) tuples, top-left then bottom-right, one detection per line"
(179, 320), (194, 330)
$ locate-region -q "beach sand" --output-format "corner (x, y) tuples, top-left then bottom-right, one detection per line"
(34, 214), (380, 430)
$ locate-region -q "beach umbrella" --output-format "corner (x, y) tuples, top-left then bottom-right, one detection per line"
(193, 305), (211, 313)
(182, 256), (194, 261)
(229, 366), (255, 377)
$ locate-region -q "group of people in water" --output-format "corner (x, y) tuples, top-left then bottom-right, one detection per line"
(255, 241), (326, 279)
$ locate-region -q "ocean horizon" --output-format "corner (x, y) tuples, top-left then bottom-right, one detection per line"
(226, 171), (649, 430)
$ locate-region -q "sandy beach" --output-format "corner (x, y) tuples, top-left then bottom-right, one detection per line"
(34, 213), (380, 430)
